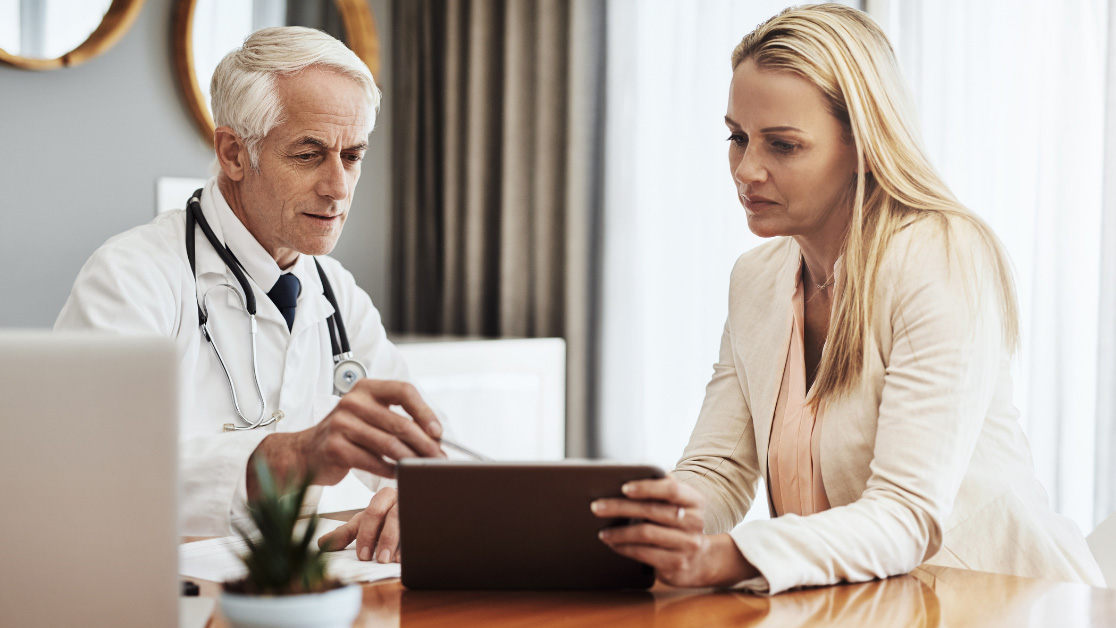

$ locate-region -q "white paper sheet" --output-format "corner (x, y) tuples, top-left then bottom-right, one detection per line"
(179, 518), (401, 584)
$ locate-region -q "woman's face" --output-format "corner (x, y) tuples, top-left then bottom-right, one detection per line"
(726, 59), (859, 241)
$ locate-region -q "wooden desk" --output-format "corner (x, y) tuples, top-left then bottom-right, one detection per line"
(191, 512), (1116, 627)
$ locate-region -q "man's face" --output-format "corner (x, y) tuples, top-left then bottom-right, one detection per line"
(229, 67), (372, 269)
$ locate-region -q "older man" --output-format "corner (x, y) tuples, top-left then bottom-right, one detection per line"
(56, 27), (438, 564)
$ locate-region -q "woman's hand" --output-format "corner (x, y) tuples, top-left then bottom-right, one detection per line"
(317, 487), (400, 563)
(592, 477), (758, 587)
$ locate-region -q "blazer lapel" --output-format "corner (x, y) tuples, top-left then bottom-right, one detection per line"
(734, 238), (800, 481)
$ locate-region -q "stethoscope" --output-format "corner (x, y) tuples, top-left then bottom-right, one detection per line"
(185, 189), (368, 431)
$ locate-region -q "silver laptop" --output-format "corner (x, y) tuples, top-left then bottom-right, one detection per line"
(0, 331), (179, 628)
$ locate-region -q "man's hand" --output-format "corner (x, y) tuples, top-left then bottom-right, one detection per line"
(592, 476), (759, 587)
(318, 487), (400, 563)
(247, 379), (445, 498)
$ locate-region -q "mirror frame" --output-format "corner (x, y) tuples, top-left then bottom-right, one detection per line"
(173, 0), (381, 146)
(0, 0), (146, 71)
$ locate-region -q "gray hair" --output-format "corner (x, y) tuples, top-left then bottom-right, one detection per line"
(210, 26), (381, 170)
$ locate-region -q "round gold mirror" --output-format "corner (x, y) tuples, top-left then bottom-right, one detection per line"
(0, 0), (145, 70)
(174, 0), (380, 146)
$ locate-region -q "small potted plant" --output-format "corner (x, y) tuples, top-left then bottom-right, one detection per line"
(219, 458), (362, 628)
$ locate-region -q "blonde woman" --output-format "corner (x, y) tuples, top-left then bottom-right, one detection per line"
(592, 4), (1104, 593)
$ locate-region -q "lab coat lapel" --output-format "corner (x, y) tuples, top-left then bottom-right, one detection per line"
(736, 238), (799, 481)
(289, 256), (334, 339)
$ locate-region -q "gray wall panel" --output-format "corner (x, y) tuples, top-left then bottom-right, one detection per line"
(0, 0), (393, 328)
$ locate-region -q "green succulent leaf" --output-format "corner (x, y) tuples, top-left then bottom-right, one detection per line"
(228, 455), (336, 595)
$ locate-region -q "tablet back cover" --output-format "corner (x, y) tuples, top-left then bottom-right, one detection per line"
(398, 460), (663, 590)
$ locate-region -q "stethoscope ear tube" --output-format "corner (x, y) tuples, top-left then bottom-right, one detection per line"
(187, 191), (256, 315)
(315, 258), (351, 355)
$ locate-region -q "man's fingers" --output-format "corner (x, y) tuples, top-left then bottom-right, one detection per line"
(318, 516), (359, 552)
(355, 514), (387, 562)
(342, 384), (445, 459)
(356, 489), (396, 562)
(356, 380), (443, 440)
(374, 505), (401, 564)
(330, 439), (397, 479)
(333, 410), (422, 462)
(365, 404), (443, 459)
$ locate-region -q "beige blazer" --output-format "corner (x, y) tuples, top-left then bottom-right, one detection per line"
(673, 217), (1104, 594)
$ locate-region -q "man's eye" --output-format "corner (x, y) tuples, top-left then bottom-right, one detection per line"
(295, 154), (316, 162)
(344, 153), (364, 163)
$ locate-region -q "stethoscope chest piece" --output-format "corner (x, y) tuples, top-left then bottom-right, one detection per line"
(334, 357), (367, 395)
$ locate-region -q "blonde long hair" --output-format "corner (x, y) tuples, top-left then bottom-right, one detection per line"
(732, 4), (1019, 402)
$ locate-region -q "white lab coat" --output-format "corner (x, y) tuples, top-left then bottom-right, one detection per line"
(56, 178), (407, 536)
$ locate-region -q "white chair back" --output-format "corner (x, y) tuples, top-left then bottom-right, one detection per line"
(1088, 512), (1116, 587)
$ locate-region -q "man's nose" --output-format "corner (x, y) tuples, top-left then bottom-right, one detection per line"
(317, 155), (349, 201)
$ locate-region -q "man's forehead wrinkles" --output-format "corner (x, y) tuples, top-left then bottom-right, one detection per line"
(293, 136), (328, 148)
(279, 131), (370, 151)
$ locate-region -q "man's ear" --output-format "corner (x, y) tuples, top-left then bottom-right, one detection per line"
(214, 126), (250, 182)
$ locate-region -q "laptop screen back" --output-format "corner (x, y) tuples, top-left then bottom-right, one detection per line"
(0, 331), (179, 628)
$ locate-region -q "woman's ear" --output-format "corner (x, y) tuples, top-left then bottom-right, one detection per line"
(214, 126), (249, 181)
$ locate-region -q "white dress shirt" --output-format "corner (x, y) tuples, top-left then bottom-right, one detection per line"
(56, 177), (407, 535)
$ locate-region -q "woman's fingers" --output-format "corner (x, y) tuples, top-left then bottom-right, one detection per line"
(619, 478), (704, 508)
(598, 522), (703, 553)
(591, 498), (702, 531)
(605, 542), (676, 569)
(605, 543), (709, 588)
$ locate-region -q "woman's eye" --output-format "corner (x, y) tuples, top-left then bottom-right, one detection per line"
(771, 140), (797, 154)
(726, 134), (746, 147)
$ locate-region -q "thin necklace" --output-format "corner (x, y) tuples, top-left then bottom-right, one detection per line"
(805, 261), (835, 291)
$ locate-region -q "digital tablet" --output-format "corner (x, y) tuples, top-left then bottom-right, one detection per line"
(397, 459), (665, 590)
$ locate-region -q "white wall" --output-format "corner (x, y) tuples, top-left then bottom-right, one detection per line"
(0, 0), (394, 329)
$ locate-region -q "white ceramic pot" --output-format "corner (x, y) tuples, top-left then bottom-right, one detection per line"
(219, 583), (362, 628)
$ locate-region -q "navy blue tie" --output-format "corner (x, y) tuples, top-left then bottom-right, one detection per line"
(267, 273), (300, 332)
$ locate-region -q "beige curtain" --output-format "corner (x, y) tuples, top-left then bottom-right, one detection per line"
(391, 0), (606, 457)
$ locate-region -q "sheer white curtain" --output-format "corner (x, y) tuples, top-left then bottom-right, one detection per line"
(600, 0), (1113, 534)
(870, 0), (1109, 532)
(599, 0), (854, 522)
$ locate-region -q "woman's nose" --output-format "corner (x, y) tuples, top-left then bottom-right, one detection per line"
(733, 147), (766, 186)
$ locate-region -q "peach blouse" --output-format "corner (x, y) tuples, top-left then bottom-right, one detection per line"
(767, 262), (831, 517)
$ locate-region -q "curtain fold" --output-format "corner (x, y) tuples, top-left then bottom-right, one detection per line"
(1096, 0), (1116, 524)
(872, 0), (1109, 532)
(391, 0), (605, 457)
